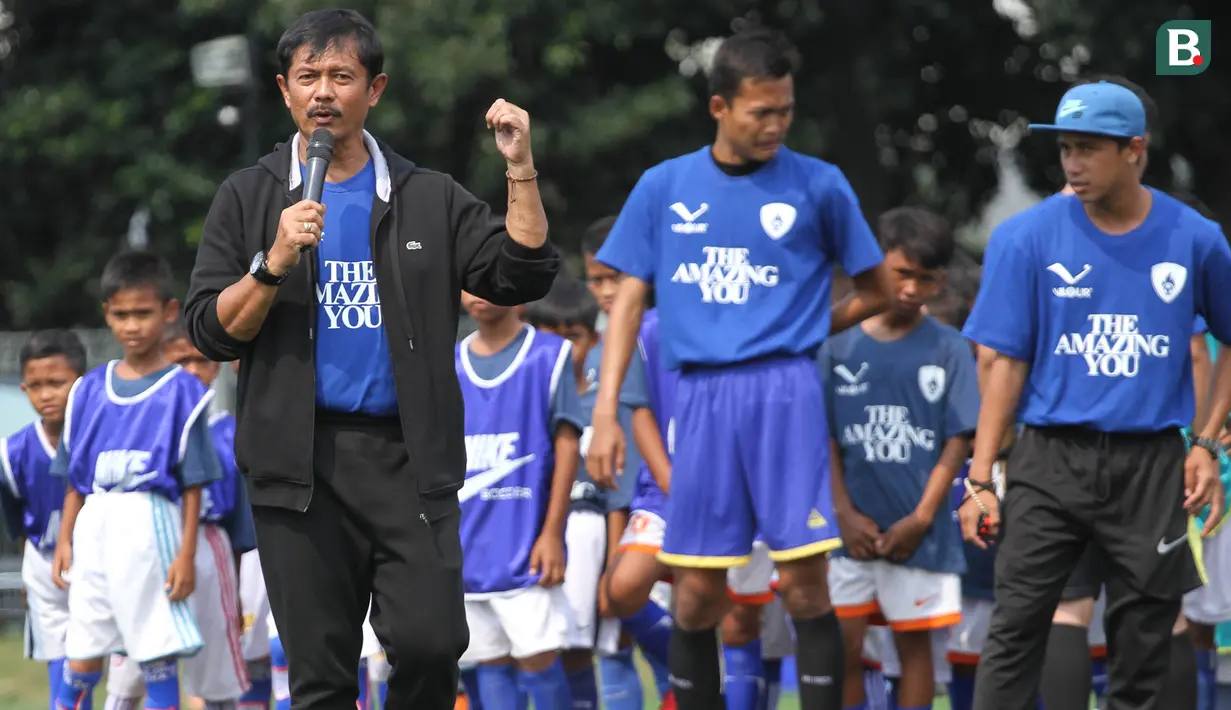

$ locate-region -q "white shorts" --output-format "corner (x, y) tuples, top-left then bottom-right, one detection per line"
(182, 525), (249, 701)
(873, 625), (952, 684)
(616, 509), (665, 555)
(65, 492), (204, 662)
(759, 596), (794, 660)
(947, 596), (994, 664)
(238, 550), (271, 661)
(1185, 527), (1231, 625)
(368, 652), (390, 683)
(727, 541), (776, 605)
(460, 586), (570, 664)
(106, 654), (144, 699)
(829, 557), (961, 631)
(561, 509), (607, 650)
(22, 540), (69, 661)
(362, 606), (382, 659)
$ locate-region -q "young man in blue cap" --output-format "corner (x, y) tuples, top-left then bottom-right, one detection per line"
(959, 80), (1231, 709)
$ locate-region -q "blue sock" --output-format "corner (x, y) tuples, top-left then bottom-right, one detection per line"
(139, 659), (179, 710)
(862, 667), (888, 710)
(378, 681), (388, 710)
(567, 666), (598, 709)
(724, 640), (765, 710)
(357, 659), (370, 710)
(1197, 650), (1217, 710)
(1091, 656), (1108, 702)
(948, 670), (975, 710)
(649, 652), (671, 698)
(239, 660), (272, 710)
(516, 659), (572, 710)
(761, 658), (782, 710)
(56, 667), (100, 710)
(269, 637), (290, 710)
(476, 665), (522, 710)
(622, 602), (673, 669)
(887, 677), (899, 710)
(599, 649), (644, 710)
(47, 658), (66, 710)
(461, 666), (481, 708)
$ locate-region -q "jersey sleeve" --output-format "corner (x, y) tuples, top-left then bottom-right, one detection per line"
(550, 370), (587, 436)
(49, 440), (70, 480)
(943, 336), (981, 439)
(619, 352), (651, 410)
(223, 480), (257, 554)
(596, 169), (660, 281)
(1196, 224), (1231, 345)
(962, 224), (1037, 361)
(818, 168), (883, 277)
(178, 416), (224, 489)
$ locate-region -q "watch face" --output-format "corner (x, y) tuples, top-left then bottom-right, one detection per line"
(250, 252), (264, 274)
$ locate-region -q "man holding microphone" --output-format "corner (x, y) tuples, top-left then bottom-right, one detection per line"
(184, 9), (559, 709)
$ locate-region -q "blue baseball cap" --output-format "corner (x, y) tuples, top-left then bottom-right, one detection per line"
(1028, 81), (1147, 139)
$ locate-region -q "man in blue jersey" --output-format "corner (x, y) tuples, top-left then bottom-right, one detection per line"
(106, 320), (261, 710)
(586, 27), (893, 709)
(822, 207), (979, 710)
(48, 252), (224, 710)
(0, 330), (88, 710)
(960, 81), (1231, 710)
(455, 290), (587, 710)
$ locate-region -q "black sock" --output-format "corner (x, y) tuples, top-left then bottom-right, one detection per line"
(1040, 624), (1092, 710)
(1162, 631), (1198, 710)
(668, 624), (723, 709)
(792, 611), (844, 709)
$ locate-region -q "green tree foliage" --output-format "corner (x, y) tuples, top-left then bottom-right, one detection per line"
(0, 0), (1226, 329)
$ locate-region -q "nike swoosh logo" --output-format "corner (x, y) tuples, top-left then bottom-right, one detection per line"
(1058, 103), (1087, 118)
(458, 454), (537, 504)
(1157, 535), (1188, 555)
(93, 470), (162, 493)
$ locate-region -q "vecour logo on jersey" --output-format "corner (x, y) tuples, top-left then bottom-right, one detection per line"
(840, 404), (936, 464)
(1053, 313), (1171, 378)
(671, 246), (780, 305)
(1156, 20), (1211, 75)
(460, 433), (536, 503)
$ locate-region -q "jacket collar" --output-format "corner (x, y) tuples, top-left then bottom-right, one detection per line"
(283, 129), (393, 201)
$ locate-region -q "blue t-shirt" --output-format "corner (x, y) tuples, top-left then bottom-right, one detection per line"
(0, 422), (63, 550)
(964, 190), (1231, 432)
(579, 336), (650, 512)
(467, 327), (593, 513)
(596, 146), (883, 370)
(821, 317), (979, 574)
(50, 363), (223, 497)
(456, 326), (582, 595)
(310, 159), (398, 416)
(630, 308), (675, 517)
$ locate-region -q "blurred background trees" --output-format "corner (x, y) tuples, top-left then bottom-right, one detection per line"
(0, 0), (1224, 329)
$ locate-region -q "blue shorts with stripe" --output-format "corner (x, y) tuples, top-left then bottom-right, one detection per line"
(659, 355), (841, 568)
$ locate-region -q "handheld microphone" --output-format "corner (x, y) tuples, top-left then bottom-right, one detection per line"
(300, 128), (334, 252)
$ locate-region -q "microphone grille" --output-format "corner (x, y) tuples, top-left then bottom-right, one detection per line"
(307, 128), (334, 161)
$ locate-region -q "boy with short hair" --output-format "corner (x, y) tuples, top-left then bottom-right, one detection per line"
(455, 289), (585, 710)
(50, 251), (224, 710)
(105, 320), (258, 710)
(821, 207), (979, 710)
(1, 329), (89, 710)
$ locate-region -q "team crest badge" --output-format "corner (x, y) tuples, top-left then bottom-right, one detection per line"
(759, 202), (797, 240)
(918, 365), (946, 404)
(1150, 262), (1187, 304)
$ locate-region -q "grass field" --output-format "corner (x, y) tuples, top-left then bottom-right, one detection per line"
(0, 632), (960, 710)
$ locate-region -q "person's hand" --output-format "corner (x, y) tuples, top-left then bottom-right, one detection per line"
(959, 471), (1001, 550)
(266, 200), (326, 276)
(876, 512), (930, 562)
(836, 508), (881, 560)
(51, 542), (72, 591)
(1185, 446), (1225, 536)
(486, 99), (534, 170)
(586, 414), (625, 490)
(530, 534), (566, 587)
(165, 552), (196, 601)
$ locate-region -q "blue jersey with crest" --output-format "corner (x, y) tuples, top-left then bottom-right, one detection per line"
(964, 191), (1231, 432)
(60, 362), (215, 501)
(578, 337), (649, 513)
(821, 317), (980, 574)
(0, 423), (63, 550)
(631, 308), (675, 516)
(596, 146), (883, 370)
(457, 327), (574, 595)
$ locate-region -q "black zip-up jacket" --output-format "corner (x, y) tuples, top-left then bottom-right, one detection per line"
(184, 133), (559, 511)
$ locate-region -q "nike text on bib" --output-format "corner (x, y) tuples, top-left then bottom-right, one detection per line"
(1053, 313), (1170, 378)
(671, 246), (780, 305)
